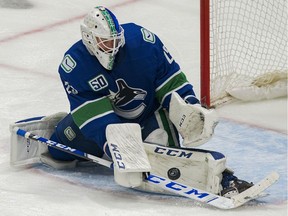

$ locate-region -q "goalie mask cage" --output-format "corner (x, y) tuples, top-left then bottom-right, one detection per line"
(200, 0), (288, 108)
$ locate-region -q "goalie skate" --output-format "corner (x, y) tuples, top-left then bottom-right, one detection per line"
(221, 178), (254, 198)
(220, 169), (254, 198)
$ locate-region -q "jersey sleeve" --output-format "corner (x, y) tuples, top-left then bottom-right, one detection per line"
(58, 52), (122, 151)
(152, 34), (200, 107)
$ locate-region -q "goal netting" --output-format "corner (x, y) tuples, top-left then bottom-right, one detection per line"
(200, 0), (288, 107)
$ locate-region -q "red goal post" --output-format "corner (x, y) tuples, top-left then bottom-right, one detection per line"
(200, 0), (287, 108)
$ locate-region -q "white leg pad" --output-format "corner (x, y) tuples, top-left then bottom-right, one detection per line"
(136, 144), (226, 195)
(144, 128), (168, 146)
(40, 152), (77, 169)
(9, 112), (67, 167)
(206, 154), (226, 193)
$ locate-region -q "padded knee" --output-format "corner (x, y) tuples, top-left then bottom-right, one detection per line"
(48, 133), (82, 161)
(144, 128), (168, 146)
(54, 113), (104, 158)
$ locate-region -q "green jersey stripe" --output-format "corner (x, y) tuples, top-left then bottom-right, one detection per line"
(156, 69), (182, 92)
(72, 96), (113, 128)
(159, 82), (190, 105)
(158, 109), (178, 147)
(156, 71), (189, 103)
(79, 110), (114, 129)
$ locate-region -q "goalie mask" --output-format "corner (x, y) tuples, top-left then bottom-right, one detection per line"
(80, 6), (125, 70)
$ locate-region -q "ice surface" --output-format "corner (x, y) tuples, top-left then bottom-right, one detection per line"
(0, 0), (287, 215)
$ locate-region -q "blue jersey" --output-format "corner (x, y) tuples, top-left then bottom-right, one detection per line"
(58, 23), (199, 148)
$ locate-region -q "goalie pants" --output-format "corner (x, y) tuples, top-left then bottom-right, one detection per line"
(48, 110), (180, 161)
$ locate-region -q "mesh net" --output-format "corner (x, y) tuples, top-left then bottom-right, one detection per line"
(209, 0), (287, 106)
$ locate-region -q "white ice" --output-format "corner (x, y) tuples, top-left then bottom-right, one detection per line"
(0, 0), (287, 216)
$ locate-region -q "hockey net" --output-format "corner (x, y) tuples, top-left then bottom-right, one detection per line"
(200, 0), (288, 107)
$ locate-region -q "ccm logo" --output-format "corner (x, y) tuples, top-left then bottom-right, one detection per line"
(179, 114), (186, 127)
(109, 143), (125, 169)
(154, 146), (193, 158)
(146, 174), (211, 199)
(46, 140), (77, 153)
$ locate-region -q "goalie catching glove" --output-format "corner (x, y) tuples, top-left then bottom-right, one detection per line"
(169, 92), (219, 147)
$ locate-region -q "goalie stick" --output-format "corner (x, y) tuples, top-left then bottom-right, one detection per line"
(14, 127), (113, 169)
(13, 127), (280, 209)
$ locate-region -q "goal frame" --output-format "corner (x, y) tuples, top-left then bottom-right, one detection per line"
(200, 0), (210, 108)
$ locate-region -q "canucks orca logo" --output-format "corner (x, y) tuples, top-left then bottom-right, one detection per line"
(109, 79), (147, 119)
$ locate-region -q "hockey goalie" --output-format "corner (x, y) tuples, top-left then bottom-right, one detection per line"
(9, 6), (278, 209)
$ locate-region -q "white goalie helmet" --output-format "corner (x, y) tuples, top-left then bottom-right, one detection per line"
(80, 6), (125, 70)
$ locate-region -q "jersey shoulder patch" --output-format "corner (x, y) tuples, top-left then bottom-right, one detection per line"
(60, 54), (77, 73)
(141, 28), (156, 44)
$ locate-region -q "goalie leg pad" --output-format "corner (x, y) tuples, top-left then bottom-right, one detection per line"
(137, 144), (227, 195)
(40, 152), (78, 169)
(140, 108), (180, 147)
(144, 128), (168, 146)
(10, 112), (67, 167)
